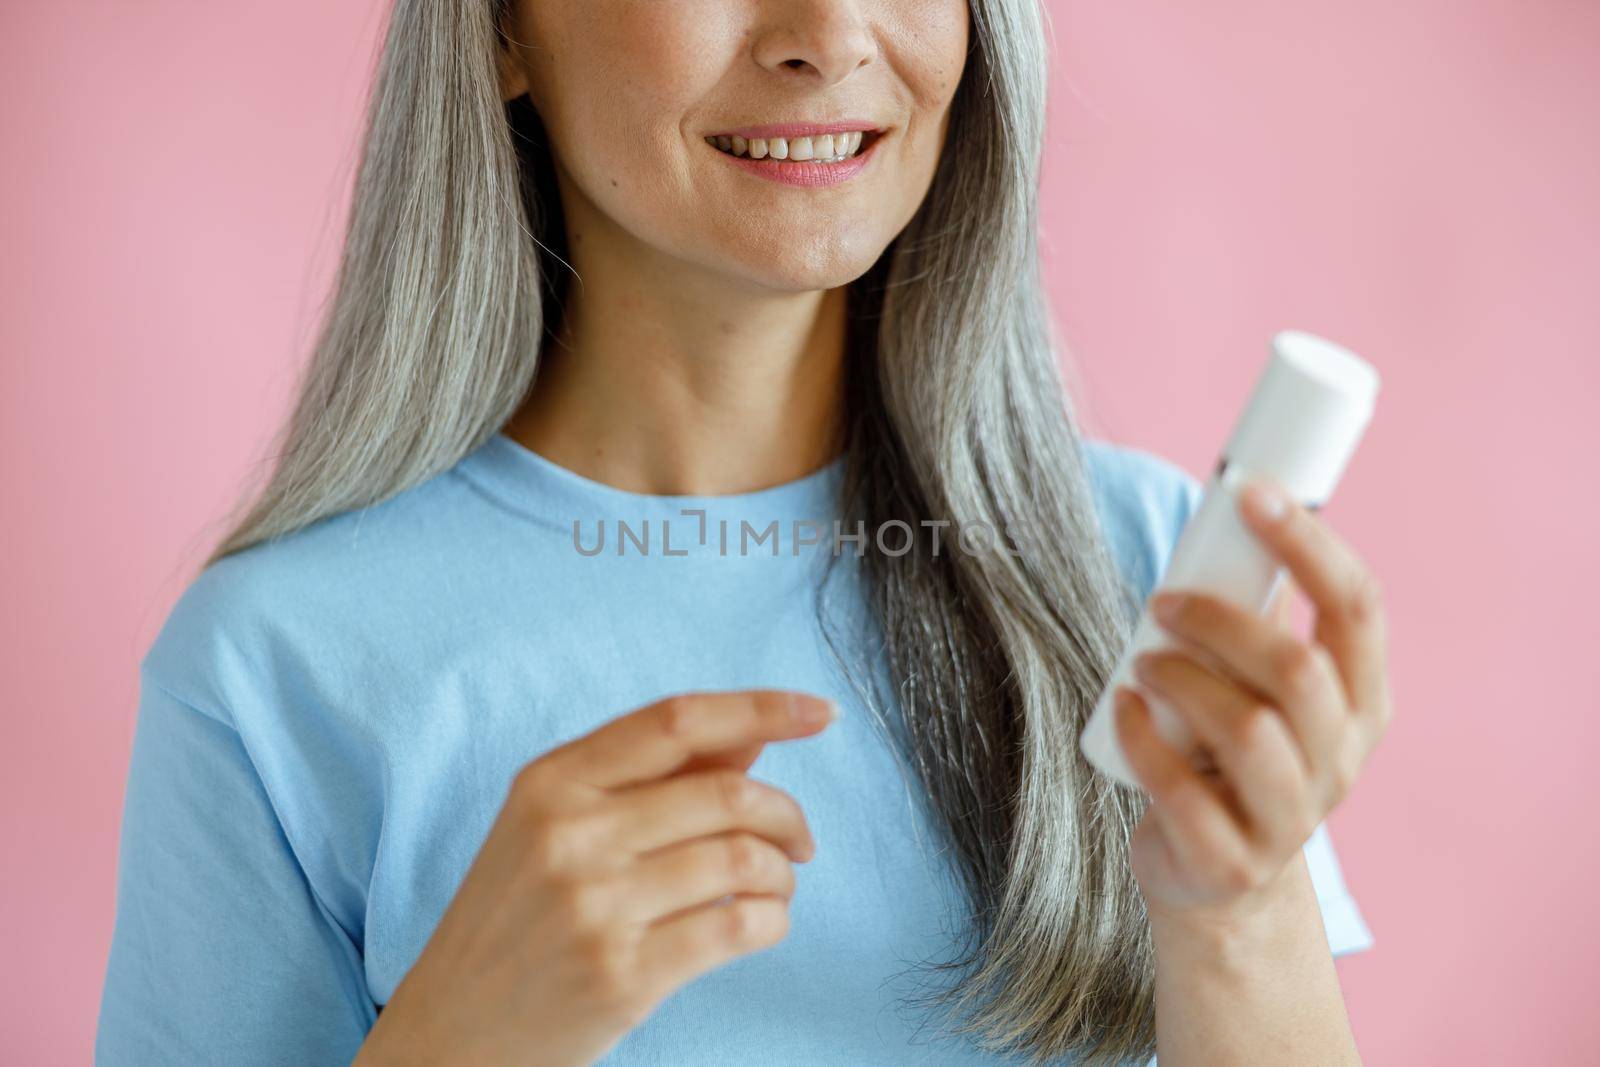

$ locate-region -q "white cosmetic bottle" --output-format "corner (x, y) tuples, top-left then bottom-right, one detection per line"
(1079, 330), (1381, 788)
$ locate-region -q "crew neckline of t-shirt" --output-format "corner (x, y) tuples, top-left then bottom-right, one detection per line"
(453, 431), (848, 558)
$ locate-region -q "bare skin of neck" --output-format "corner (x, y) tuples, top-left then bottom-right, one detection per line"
(505, 167), (849, 498)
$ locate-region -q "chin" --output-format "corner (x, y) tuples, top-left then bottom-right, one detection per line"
(721, 234), (891, 293)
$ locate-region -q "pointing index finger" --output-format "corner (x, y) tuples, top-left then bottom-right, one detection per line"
(549, 689), (839, 791)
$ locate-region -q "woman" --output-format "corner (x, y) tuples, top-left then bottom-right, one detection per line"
(96, 0), (1389, 1064)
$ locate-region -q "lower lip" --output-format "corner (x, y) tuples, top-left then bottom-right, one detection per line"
(710, 133), (884, 187)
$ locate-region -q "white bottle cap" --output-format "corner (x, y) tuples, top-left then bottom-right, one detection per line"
(1221, 330), (1381, 505)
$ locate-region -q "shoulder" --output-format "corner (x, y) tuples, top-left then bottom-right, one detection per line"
(1079, 437), (1204, 600)
(141, 462), (475, 720)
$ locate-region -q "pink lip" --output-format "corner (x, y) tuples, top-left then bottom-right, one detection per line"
(709, 120), (881, 140)
(707, 128), (887, 188)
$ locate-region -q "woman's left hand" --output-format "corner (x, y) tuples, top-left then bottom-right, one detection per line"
(1114, 477), (1394, 918)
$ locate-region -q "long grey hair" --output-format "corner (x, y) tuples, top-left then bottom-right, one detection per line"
(206, 0), (1156, 1062)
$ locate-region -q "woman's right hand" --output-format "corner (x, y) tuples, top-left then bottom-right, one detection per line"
(352, 689), (838, 1067)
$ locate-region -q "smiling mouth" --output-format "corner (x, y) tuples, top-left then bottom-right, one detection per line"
(703, 129), (885, 164)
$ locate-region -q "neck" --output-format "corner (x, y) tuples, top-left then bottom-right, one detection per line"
(505, 184), (849, 497)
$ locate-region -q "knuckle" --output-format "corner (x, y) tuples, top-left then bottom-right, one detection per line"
(1230, 705), (1273, 753)
(1274, 642), (1323, 699)
(725, 833), (766, 882)
(656, 696), (696, 740)
(723, 899), (756, 944)
(714, 770), (760, 816)
(1312, 643), (1344, 683)
(1347, 570), (1386, 626)
(528, 817), (583, 874)
(553, 875), (611, 930)
(1328, 744), (1362, 802)
(755, 689), (791, 723)
(576, 926), (635, 999)
(725, 897), (785, 946)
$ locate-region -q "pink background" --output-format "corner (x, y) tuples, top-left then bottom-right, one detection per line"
(3, 1), (1596, 1063)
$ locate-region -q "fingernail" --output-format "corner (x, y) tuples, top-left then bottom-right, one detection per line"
(793, 696), (837, 725)
(1241, 480), (1288, 523)
(1150, 591), (1185, 624)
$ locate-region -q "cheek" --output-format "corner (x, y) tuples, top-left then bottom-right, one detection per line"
(876, 0), (969, 183)
(528, 3), (728, 185)
(897, 0), (970, 110)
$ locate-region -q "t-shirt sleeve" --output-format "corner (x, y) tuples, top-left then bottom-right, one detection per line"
(95, 667), (375, 1065)
(1081, 437), (1374, 960)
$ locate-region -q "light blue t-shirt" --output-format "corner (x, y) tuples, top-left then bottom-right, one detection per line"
(96, 432), (1372, 1066)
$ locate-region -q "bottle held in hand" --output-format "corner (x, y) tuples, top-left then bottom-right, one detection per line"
(1080, 330), (1380, 788)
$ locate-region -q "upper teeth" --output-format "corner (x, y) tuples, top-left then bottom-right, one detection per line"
(706, 131), (867, 162)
